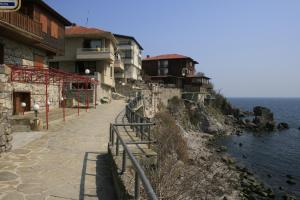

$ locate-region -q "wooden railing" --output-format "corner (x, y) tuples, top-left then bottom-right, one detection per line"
(0, 12), (42, 37)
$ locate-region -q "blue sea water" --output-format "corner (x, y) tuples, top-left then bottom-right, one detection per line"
(219, 98), (300, 198)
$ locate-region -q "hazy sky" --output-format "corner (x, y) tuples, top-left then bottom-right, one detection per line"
(45, 0), (300, 97)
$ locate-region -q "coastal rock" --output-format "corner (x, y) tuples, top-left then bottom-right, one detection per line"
(286, 179), (296, 185)
(277, 122), (289, 130)
(221, 155), (235, 165)
(253, 106), (274, 120)
(252, 106), (276, 132)
(283, 194), (297, 200)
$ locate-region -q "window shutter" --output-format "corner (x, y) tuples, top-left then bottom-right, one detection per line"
(34, 55), (44, 69)
(51, 21), (59, 39)
(40, 14), (48, 33)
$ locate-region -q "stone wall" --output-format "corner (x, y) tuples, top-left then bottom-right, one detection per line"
(11, 82), (60, 111)
(0, 36), (48, 67)
(143, 85), (182, 118)
(0, 68), (12, 154)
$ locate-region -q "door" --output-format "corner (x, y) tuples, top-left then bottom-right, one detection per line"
(34, 55), (44, 69)
(0, 44), (4, 64)
(13, 92), (31, 115)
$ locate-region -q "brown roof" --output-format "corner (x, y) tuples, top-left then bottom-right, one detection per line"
(143, 54), (198, 64)
(65, 26), (117, 47)
(66, 26), (108, 36)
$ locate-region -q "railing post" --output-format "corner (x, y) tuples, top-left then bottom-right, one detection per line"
(122, 149), (127, 174)
(109, 123), (112, 143)
(140, 118), (144, 141)
(116, 137), (119, 156)
(134, 171), (140, 200)
(148, 124), (151, 149)
(111, 126), (115, 146)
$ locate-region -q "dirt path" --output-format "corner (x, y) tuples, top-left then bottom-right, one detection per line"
(0, 100), (125, 200)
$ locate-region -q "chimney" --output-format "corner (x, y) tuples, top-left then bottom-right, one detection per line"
(146, 55), (150, 58)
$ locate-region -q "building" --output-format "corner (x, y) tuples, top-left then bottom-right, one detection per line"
(49, 25), (119, 102)
(0, 0), (71, 152)
(0, 0), (71, 114)
(142, 54), (197, 87)
(114, 34), (143, 83)
(142, 54), (212, 102)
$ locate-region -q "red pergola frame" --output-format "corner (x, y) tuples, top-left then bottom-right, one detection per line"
(8, 64), (99, 129)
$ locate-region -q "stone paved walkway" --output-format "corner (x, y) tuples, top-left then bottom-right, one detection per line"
(0, 100), (125, 200)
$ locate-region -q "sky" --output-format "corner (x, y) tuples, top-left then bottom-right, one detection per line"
(45, 0), (300, 97)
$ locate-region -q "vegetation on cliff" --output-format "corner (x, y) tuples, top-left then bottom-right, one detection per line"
(144, 100), (241, 199)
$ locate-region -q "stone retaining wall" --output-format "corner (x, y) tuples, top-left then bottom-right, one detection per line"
(0, 105), (12, 154)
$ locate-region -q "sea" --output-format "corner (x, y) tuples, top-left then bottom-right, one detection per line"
(217, 98), (300, 198)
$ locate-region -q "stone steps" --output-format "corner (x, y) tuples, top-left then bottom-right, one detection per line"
(11, 108), (81, 131)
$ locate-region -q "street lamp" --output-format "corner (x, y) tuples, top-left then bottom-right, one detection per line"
(85, 69), (90, 75)
(85, 69), (90, 111)
(33, 104), (40, 118)
(21, 102), (26, 115)
(181, 68), (188, 77)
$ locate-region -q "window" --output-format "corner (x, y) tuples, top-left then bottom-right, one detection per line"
(110, 66), (113, 78)
(40, 14), (48, 33)
(34, 55), (44, 69)
(83, 39), (103, 49)
(51, 21), (58, 39)
(0, 44), (4, 64)
(124, 50), (132, 59)
(75, 61), (96, 75)
(49, 62), (59, 69)
(158, 60), (168, 75)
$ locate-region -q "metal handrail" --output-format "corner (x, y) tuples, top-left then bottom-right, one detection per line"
(109, 95), (158, 200)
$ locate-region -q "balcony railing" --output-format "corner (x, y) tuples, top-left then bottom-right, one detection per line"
(0, 12), (42, 37)
(114, 59), (124, 71)
(76, 48), (114, 60)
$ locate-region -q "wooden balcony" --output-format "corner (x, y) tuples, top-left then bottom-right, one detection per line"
(0, 11), (42, 37)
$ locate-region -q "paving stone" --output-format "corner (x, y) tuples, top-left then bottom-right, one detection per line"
(0, 101), (125, 199)
(12, 149), (31, 155)
(1, 192), (24, 200)
(0, 171), (18, 181)
(25, 194), (46, 200)
(17, 183), (46, 194)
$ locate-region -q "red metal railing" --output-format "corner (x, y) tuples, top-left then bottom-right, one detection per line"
(7, 64), (99, 129)
(0, 12), (42, 37)
(8, 65), (98, 85)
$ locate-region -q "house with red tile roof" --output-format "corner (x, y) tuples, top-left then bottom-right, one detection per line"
(50, 25), (122, 102)
(142, 53), (212, 98)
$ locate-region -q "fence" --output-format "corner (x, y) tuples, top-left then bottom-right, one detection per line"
(109, 95), (158, 200)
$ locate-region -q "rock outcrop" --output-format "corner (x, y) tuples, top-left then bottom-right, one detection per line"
(277, 122), (289, 131)
(248, 106), (276, 132)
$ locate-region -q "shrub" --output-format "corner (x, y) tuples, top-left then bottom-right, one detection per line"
(153, 111), (188, 163)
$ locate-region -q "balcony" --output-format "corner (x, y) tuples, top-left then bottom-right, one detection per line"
(0, 11), (42, 38)
(76, 48), (114, 61)
(114, 59), (124, 71)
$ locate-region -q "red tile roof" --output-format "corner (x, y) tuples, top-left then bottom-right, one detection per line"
(143, 54), (198, 63)
(66, 26), (108, 36)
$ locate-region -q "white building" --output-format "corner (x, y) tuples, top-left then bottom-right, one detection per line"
(114, 34), (143, 83)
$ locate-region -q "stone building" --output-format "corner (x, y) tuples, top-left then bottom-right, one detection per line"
(0, 0), (71, 152)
